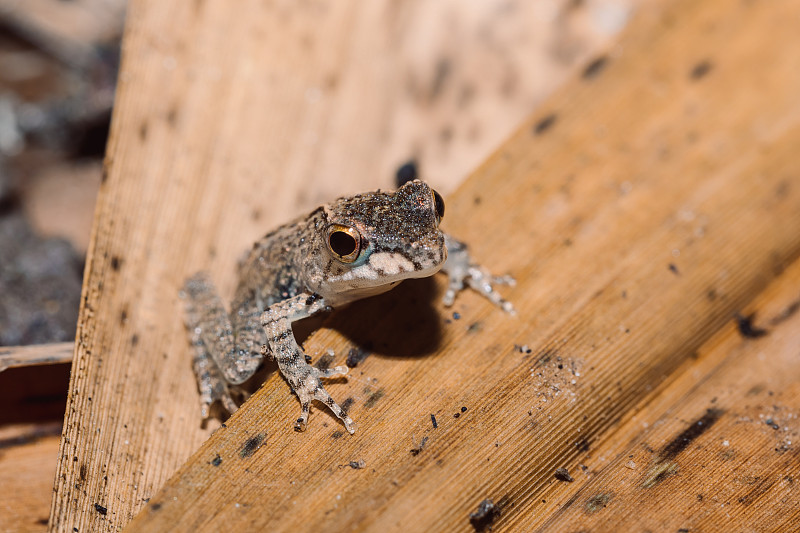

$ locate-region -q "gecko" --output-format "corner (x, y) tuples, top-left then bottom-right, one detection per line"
(182, 179), (514, 435)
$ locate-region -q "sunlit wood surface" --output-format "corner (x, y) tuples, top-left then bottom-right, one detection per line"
(45, 0), (800, 531)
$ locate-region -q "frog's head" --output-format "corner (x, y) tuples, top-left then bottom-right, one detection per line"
(310, 179), (447, 305)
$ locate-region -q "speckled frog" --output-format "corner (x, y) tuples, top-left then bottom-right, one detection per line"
(183, 179), (514, 434)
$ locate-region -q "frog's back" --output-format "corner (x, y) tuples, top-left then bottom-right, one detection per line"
(233, 214), (319, 312)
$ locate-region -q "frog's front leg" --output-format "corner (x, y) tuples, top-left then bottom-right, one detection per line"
(261, 293), (356, 434)
(442, 234), (516, 314)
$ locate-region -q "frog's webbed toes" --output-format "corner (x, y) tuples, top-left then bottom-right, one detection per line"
(489, 273), (516, 287)
(192, 343), (241, 419)
(442, 234), (516, 313)
(198, 380), (240, 419)
(315, 364), (349, 379)
(464, 266), (517, 314)
(289, 364), (356, 434)
(314, 383), (357, 434)
(215, 389), (240, 417)
(442, 264), (516, 314)
(442, 280), (464, 307)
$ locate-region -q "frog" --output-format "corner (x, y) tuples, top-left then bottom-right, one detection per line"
(182, 179), (514, 435)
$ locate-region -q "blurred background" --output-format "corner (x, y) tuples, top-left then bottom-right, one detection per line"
(0, 0), (124, 347)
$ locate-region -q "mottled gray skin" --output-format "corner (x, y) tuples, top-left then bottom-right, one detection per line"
(183, 179), (514, 435)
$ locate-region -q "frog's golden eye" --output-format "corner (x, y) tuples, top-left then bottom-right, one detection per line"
(432, 189), (445, 220)
(327, 224), (361, 263)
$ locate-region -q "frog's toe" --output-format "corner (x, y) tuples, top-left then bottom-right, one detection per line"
(200, 386), (239, 419)
(294, 402), (311, 432)
(220, 391), (239, 414)
(194, 351), (241, 418)
(493, 274), (516, 287)
(464, 266), (516, 314)
(313, 385), (356, 434)
(316, 364), (349, 379)
(441, 284), (461, 307)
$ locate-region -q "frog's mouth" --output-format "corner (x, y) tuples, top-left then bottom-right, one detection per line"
(321, 247), (446, 306)
(332, 250), (444, 284)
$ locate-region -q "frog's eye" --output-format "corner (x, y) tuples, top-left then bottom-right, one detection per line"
(327, 224), (361, 263)
(432, 189), (445, 220)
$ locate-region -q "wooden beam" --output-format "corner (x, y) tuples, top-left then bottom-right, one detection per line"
(535, 256), (800, 531)
(0, 425), (62, 532)
(47, 1), (629, 531)
(0, 342), (73, 372)
(121, 0), (800, 531)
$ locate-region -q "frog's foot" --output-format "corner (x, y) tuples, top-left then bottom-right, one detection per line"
(292, 364), (357, 435)
(264, 293), (356, 434)
(442, 234), (516, 314)
(192, 345), (239, 418)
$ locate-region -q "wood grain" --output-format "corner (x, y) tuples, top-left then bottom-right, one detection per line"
(0, 424), (62, 532)
(121, 0), (800, 531)
(46, 1), (627, 532)
(0, 342), (73, 372)
(534, 246), (800, 531)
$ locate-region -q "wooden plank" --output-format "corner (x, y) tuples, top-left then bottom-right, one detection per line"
(123, 0), (800, 531)
(535, 256), (800, 531)
(0, 342), (73, 372)
(47, 1), (629, 532)
(0, 424), (62, 532)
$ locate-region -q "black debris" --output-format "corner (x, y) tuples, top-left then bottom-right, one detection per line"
(315, 351), (333, 370)
(770, 299), (800, 326)
(469, 499), (500, 532)
(346, 345), (371, 368)
(395, 160), (419, 187)
(410, 436), (429, 456)
(364, 388), (385, 408)
(340, 397), (354, 415)
(690, 60), (713, 80)
(554, 467), (574, 482)
(659, 409), (724, 462)
(582, 55), (609, 79)
(735, 313), (769, 339)
(533, 113), (557, 135)
(239, 433), (265, 458)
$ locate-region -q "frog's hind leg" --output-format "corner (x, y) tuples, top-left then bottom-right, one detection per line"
(182, 273), (259, 417)
(261, 293), (357, 434)
(189, 326), (238, 417)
